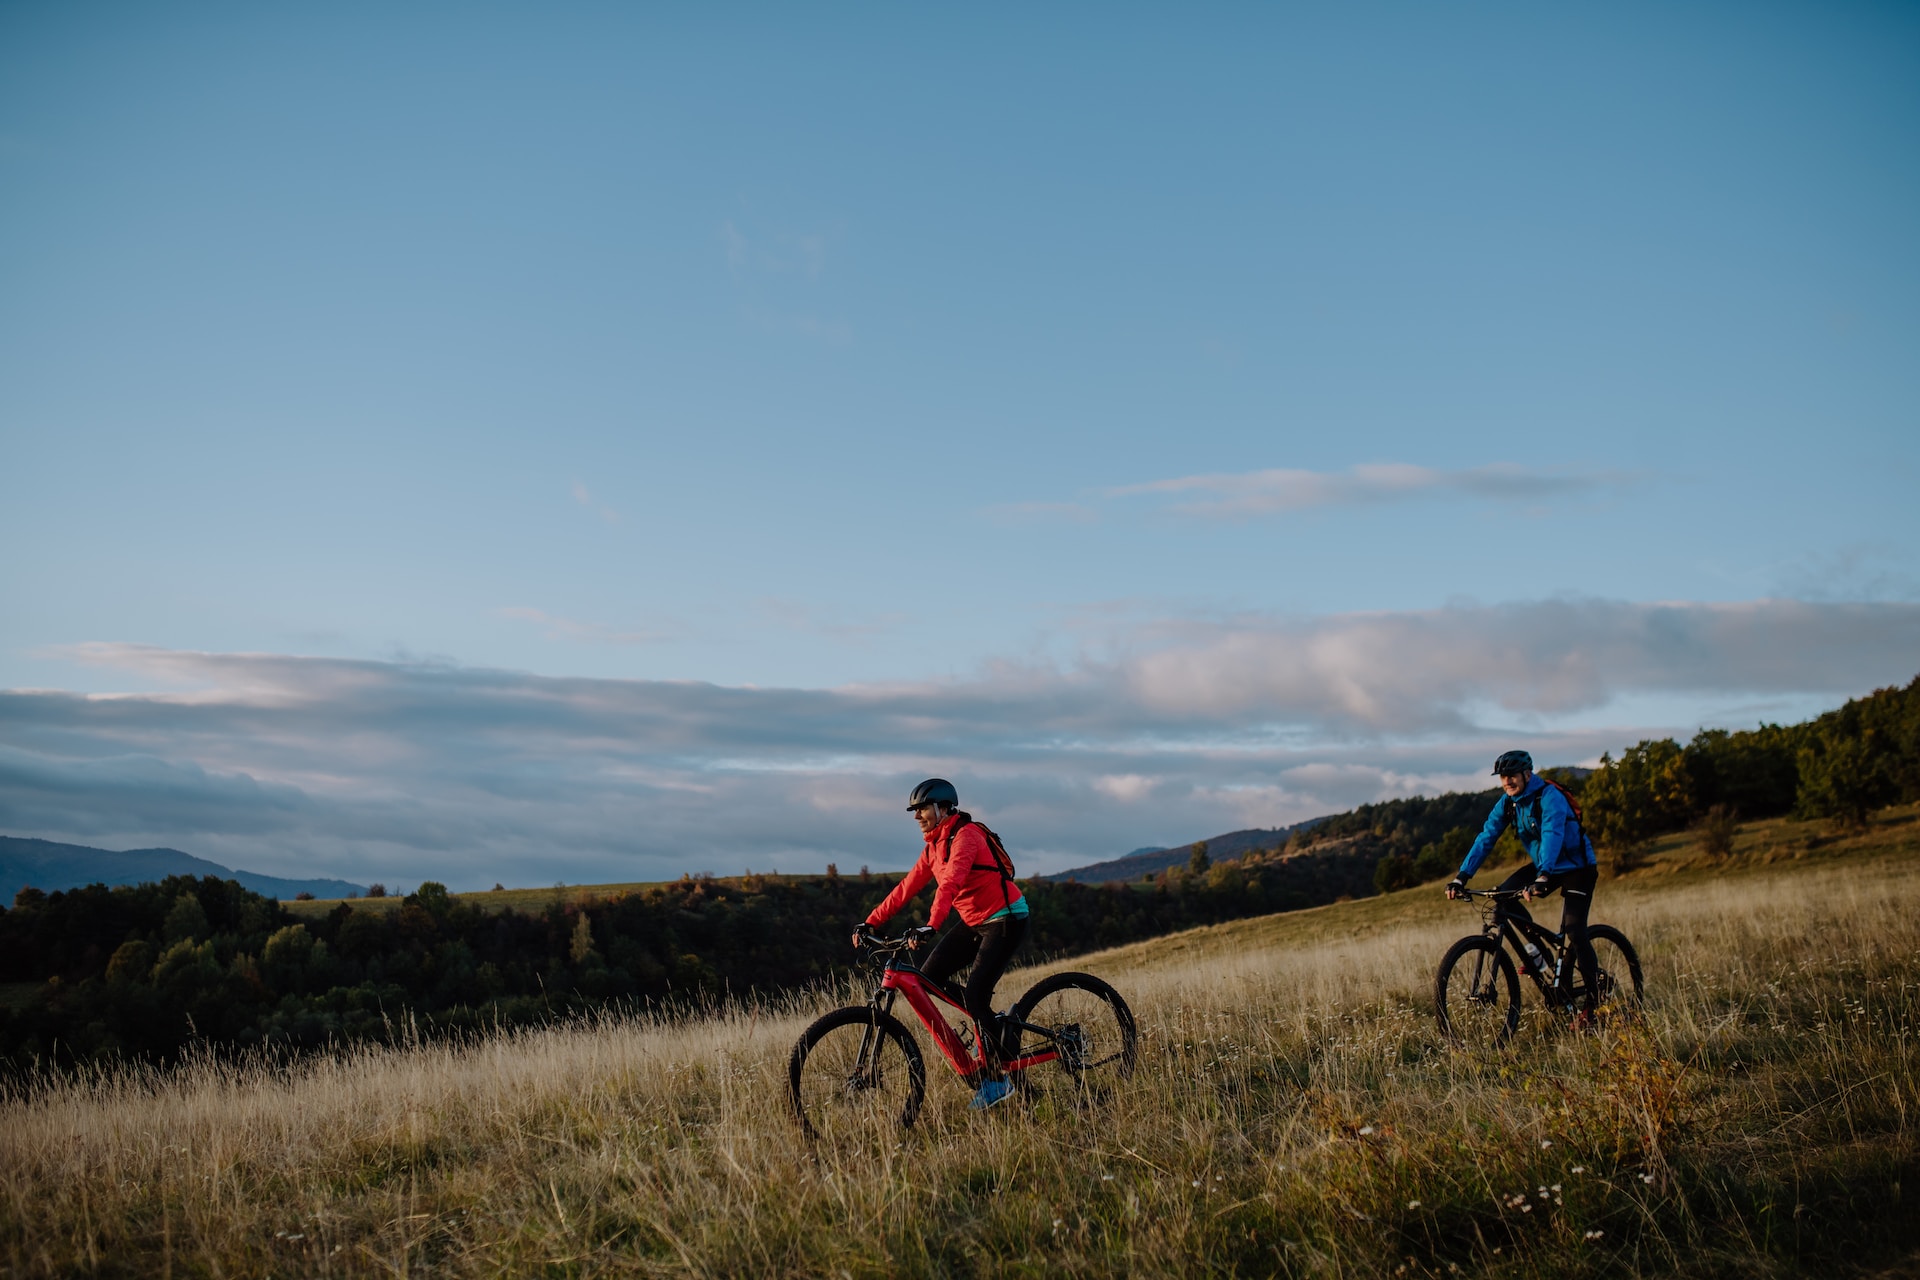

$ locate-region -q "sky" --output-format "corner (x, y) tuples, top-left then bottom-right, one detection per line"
(2, 2), (1917, 890)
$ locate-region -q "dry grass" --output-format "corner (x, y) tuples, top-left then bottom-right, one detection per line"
(3, 813), (1917, 1278)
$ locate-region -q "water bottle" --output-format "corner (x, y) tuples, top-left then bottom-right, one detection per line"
(1522, 940), (1546, 973)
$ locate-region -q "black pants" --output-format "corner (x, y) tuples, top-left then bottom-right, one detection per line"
(921, 914), (1029, 1069)
(1494, 863), (1600, 1006)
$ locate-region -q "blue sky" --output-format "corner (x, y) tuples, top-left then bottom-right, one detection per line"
(2, 3), (1917, 888)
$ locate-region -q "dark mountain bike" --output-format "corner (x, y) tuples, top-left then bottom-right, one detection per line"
(1435, 887), (1644, 1047)
(788, 931), (1137, 1140)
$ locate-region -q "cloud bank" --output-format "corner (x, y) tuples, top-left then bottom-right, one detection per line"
(3, 598), (1915, 890)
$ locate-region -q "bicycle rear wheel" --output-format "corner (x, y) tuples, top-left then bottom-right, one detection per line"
(788, 1006), (926, 1141)
(1575, 924), (1644, 1014)
(1435, 936), (1521, 1048)
(1008, 972), (1137, 1108)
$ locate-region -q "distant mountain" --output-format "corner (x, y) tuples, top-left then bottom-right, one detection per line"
(0, 836), (366, 902)
(1048, 819), (1329, 884)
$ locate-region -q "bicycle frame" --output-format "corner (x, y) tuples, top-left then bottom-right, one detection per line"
(1472, 891), (1578, 1007)
(863, 944), (1059, 1080)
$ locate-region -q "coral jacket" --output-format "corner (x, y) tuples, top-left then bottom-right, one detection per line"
(864, 812), (1023, 931)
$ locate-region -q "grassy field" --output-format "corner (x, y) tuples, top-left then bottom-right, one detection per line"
(3, 808), (1916, 1277)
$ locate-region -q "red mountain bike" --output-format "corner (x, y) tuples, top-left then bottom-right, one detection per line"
(788, 931), (1138, 1139)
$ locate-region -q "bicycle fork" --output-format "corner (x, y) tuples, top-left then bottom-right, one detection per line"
(848, 989), (898, 1090)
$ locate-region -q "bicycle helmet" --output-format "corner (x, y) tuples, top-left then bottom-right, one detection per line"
(906, 778), (960, 811)
(1491, 749), (1533, 776)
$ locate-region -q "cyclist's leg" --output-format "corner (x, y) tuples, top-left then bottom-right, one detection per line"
(963, 916), (1029, 1074)
(920, 925), (980, 988)
(1557, 866), (1600, 1006)
(1492, 863), (1537, 928)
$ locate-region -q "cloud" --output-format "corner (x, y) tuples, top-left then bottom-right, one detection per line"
(569, 480), (620, 525)
(4, 597), (1915, 888)
(758, 599), (905, 644)
(1104, 462), (1642, 519)
(499, 607), (676, 647)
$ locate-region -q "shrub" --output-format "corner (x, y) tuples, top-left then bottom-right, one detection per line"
(1698, 804), (1739, 859)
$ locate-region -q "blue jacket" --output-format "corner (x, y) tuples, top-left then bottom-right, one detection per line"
(1458, 775), (1596, 878)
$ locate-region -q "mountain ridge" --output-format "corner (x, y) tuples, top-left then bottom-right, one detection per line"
(1, 835), (366, 902)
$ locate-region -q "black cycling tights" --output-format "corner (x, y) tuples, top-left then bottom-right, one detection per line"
(1494, 863), (1600, 1006)
(921, 914), (1029, 1067)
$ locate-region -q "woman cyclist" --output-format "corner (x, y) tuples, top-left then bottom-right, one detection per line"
(853, 778), (1029, 1110)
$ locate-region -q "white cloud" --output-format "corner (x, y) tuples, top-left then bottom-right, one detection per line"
(1092, 774), (1157, 803)
(5, 596), (1915, 886)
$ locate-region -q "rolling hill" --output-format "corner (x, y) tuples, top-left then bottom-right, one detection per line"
(0, 835), (365, 902)
(1046, 819), (1326, 883)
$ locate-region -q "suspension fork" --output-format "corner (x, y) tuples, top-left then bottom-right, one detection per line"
(853, 986), (898, 1077)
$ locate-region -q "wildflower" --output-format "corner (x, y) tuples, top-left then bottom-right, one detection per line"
(1522, 1204), (1533, 1213)
(1358, 1125), (1376, 1136)
(1407, 1200), (1421, 1210)
(1540, 1139), (1553, 1149)
(1584, 1229), (1605, 1240)
(1551, 1184), (1561, 1192)
(1102, 1174), (1114, 1182)
(1570, 1165), (1586, 1174)
(1192, 1180), (1202, 1188)
(1641, 1173), (1655, 1184)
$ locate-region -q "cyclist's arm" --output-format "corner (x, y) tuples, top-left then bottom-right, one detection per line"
(1456, 796), (1512, 881)
(864, 853), (934, 929)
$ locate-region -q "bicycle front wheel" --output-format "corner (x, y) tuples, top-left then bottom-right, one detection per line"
(788, 1006), (926, 1141)
(1008, 972), (1137, 1107)
(1435, 936), (1521, 1048)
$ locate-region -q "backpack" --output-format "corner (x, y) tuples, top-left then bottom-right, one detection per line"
(1505, 776), (1586, 838)
(941, 812), (1020, 911)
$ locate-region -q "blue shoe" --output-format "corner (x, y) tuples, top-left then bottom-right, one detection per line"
(969, 1078), (1015, 1111)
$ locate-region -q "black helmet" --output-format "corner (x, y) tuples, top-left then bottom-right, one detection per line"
(1492, 750), (1534, 776)
(906, 778), (959, 811)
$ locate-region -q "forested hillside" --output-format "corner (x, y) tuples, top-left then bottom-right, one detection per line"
(0, 840), (1377, 1070)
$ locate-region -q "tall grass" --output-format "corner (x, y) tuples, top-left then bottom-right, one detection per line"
(3, 818), (1916, 1277)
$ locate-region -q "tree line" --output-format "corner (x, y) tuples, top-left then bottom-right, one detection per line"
(0, 844), (1375, 1071)
(1366, 673), (1920, 892)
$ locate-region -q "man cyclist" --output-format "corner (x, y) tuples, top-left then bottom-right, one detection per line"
(853, 778), (1029, 1110)
(1446, 750), (1602, 1028)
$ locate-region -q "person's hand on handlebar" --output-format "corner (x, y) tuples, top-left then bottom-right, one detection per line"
(905, 924), (937, 950)
(850, 922), (874, 950)
(1446, 879), (1468, 900)
(1523, 876), (1551, 902)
